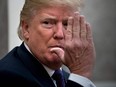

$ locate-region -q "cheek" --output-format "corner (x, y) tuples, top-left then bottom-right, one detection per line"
(29, 32), (45, 49)
(28, 24), (54, 51)
(29, 28), (53, 51)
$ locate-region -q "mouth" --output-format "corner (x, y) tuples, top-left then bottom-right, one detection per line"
(49, 45), (65, 60)
(49, 45), (64, 50)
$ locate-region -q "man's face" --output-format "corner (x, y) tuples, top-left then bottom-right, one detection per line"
(23, 6), (74, 69)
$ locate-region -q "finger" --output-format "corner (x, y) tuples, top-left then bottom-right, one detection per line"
(50, 47), (65, 61)
(86, 22), (93, 42)
(80, 15), (86, 40)
(65, 17), (73, 41)
(72, 12), (80, 39)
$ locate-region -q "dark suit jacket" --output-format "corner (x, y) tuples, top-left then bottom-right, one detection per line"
(0, 42), (82, 87)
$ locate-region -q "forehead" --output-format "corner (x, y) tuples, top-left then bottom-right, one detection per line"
(35, 6), (75, 20)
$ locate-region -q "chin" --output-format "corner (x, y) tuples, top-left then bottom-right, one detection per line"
(44, 53), (63, 69)
(47, 56), (63, 69)
(49, 62), (63, 70)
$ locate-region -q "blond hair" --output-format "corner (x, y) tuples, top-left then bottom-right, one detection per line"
(18, 0), (83, 40)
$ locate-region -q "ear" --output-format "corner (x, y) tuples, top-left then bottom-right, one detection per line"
(21, 20), (30, 40)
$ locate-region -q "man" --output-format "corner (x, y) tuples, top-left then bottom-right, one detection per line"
(0, 0), (96, 87)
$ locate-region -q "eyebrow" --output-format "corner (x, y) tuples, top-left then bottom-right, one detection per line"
(40, 18), (57, 24)
(40, 13), (69, 21)
(42, 17), (68, 22)
(40, 14), (57, 19)
(43, 18), (56, 20)
(39, 14), (69, 23)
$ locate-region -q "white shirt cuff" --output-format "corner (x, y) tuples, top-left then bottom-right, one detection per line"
(68, 73), (96, 87)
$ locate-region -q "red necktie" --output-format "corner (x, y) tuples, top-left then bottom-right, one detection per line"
(52, 69), (65, 87)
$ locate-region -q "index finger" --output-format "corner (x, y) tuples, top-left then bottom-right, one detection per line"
(72, 12), (80, 39)
(65, 17), (73, 41)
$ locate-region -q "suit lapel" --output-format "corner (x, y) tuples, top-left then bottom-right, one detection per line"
(17, 43), (55, 87)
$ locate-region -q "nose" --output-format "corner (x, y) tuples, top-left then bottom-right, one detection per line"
(53, 23), (64, 40)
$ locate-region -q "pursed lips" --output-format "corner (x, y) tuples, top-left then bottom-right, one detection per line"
(49, 45), (64, 50)
(49, 45), (65, 60)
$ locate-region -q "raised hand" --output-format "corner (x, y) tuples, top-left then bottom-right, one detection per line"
(63, 12), (96, 79)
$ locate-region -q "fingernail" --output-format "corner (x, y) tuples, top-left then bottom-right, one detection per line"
(74, 11), (80, 15)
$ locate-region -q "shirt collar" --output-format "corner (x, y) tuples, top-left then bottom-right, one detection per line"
(43, 65), (55, 77)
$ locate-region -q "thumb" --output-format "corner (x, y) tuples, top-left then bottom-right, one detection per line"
(50, 47), (65, 61)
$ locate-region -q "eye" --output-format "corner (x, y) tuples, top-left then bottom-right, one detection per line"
(43, 21), (50, 25)
(63, 20), (68, 29)
(63, 22), (68, 26)
(42, 20), (55, 29)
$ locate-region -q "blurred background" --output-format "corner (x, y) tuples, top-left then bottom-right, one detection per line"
(0, 0), (116, 87)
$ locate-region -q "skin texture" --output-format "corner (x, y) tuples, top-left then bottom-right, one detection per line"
(21, 5), (95, 79)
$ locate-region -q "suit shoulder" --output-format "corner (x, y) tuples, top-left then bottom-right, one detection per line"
(0, 46), (24, 71)
(0, 46), (19, 63)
